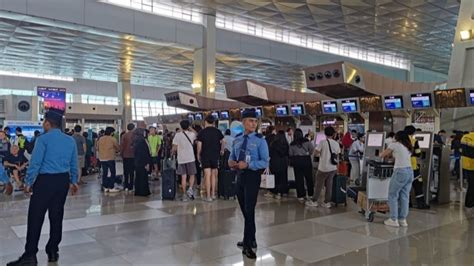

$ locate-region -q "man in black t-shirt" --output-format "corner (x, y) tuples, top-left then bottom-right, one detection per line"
(197, 115), (224, 201)
(4, 145), (28, 189)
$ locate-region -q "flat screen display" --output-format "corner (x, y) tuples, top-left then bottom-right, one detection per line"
(37, 86), (67, 111)
(322, 101), (338, 114)
(367, 133), (384, 147)
(470, 89), (474, 105)
(384, 95), (404, 110)
(415, 133), (431, 149)
(211, 112), (219, 120)
(220, 111), (230, 120)
(240, 108), (263, 118)
(195, 113), (203, 121)
(411, 93), (432, 108)
(291, 104), (304, 116)
(187, 114), (195, 121)
(276, 105), (289, 117)
(341, 100), (357, 113)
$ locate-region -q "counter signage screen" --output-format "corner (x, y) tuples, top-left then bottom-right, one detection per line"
(415, 133), (431, 149)
(195, 113), (203, 121)
(220, 111), (230, 120)
(341, 100), (357, 113)
(211, 112), (219, 120)
(322, 101), (338, 114)
(384, 95), (404, 110)
(240, 107), (262, 118)
(276, 105), (289, 117)
(187, 114), (195, 121)
(411, 93), (432, 108)
(470, 89), (474, 105)
(37, 86), (66, 111)
(291, 104), (304, 116)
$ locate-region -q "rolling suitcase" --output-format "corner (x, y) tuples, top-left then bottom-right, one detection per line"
(347, 186), (365, 203)
(218, 170), (237, 200)
(161, 158), (176, 200)
(331, 175), (347, 206)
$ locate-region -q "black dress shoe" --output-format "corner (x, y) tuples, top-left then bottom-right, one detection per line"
(7, 255), (38, 266)
(237, 241), (257, 249)
(242, 248), (257, 259)
(47, 251), (59, 262)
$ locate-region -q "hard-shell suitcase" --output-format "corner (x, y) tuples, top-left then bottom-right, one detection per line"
(332, 175), (347, 206)
(347, 186), (365, 203)
(161, 169), (176, 200)
(218, 170), (237, 200)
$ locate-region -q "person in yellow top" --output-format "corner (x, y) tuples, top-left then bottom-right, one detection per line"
(405, 126), (429, 209)
(147, 126), (162, 180)
(461, 130), (474, 208)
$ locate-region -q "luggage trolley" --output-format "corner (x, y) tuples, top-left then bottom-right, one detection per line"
(359, 160), (394, 222)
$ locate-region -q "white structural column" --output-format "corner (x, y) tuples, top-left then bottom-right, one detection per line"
(118, 80), (132, 129)
(193, 15), (216, 98)
(448, 0), (474, 89)
(118, 38), (134, 129)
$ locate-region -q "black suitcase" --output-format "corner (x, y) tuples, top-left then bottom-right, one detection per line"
(331, 175), (347, 206)
(161, 168), (176, 200)
(218, 170), (237, 200)
(347, 186), (365, 203)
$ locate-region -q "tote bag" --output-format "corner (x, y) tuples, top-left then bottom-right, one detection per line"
(260, 168), (275, 189)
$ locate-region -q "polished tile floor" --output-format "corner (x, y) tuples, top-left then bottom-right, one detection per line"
(1, 171), (473, 265)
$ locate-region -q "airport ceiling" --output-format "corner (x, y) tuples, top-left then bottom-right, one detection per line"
(0, 16), (305, 92)
(167, 0), (460, 74)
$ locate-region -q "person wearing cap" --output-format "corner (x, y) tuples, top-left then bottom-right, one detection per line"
(229, 108), (269, 259)
(8, 108), (79, 266)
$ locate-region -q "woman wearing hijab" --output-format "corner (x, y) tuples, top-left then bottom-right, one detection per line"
(134, 128), (152, 197)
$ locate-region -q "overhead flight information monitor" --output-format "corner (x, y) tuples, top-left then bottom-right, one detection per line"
(411, 93), (432, 109)
(187, 114), (195, 121)
(276, 105), (289, 117)
(211, 112), (219, 120)
(470, 89), (474, 105)
(220, 111), (230, 120)
(195, 113), (203, 121)
(341, 99), (358, 113)
(291, 104), (304, 116)
(322, 101), (338, 114)
(241, 107), (262, 118)
(384, 95), (404, 110)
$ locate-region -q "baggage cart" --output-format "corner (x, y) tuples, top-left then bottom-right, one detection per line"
(358, 160), (393, 222)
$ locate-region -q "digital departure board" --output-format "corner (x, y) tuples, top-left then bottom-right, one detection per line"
(276, 105), (289, 117)
(470, 89), (474, 105)
(220, 111), (230, 120)
(322, 101), (338, 114)
(384, 95), (404, 110)
(411, 93), (432, 109)
(341, 99), (358, 113)
(195, 113), (203, 120)
(291, 104), (305, 116)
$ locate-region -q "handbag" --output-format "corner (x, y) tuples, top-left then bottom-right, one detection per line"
(260, 168), (275, 189)
(327, 139), (339, 166)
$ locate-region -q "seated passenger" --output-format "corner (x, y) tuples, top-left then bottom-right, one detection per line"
(3, 145), (28, 190)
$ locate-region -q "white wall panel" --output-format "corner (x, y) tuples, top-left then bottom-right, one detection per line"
(134, 12), (177, 43)
(27, 0), (85, 25)
(216, 29), (241, 53)
(0, 0), (27, 13)
(269, 42), (297, 64)
(176, 20), (203, 48)
(240, 34), (271, 58)
(84, 1), (135, 34)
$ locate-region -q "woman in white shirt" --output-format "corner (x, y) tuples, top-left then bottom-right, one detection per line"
(348, 133), (365, 183)
(380, 131), (414, 228)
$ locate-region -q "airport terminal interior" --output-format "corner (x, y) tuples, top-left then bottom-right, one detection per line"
(0, 0), (474, 265)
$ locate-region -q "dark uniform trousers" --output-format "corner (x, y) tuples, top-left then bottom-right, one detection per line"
(123, 158), (135, 190)
(237, 169), (262, 248)
(25, 173), (70, 256)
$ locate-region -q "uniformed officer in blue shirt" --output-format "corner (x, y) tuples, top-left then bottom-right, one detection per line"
(8, 108), (79, 266)
(229, 108), (269, 259)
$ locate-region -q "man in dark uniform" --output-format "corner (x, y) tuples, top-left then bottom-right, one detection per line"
(229, 109), (269, 259)
(8, 108), (79, 266)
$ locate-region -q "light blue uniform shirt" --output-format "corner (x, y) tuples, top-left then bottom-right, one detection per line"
(26, 128), (78, 186)
(229, 132), (269, 171)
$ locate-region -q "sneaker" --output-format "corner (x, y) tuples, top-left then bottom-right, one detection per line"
(125, 188), (129, 192)
(203, 197), (213, 203)
(298, 198), (305, 203)
(399, 219), (408, 227)
(212, 195), (217, 200)
(384, 219), (400, 227)
(186, 188), (195, 200)
(274, 194), (282, 200)
(322, 202), (332, 209)
(264, 192), (274, 198)
(103, 188), (110, 193)
(182, 196), (189, 202)
(305, 200), (319, 207)
(108, 188), (121, 193)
